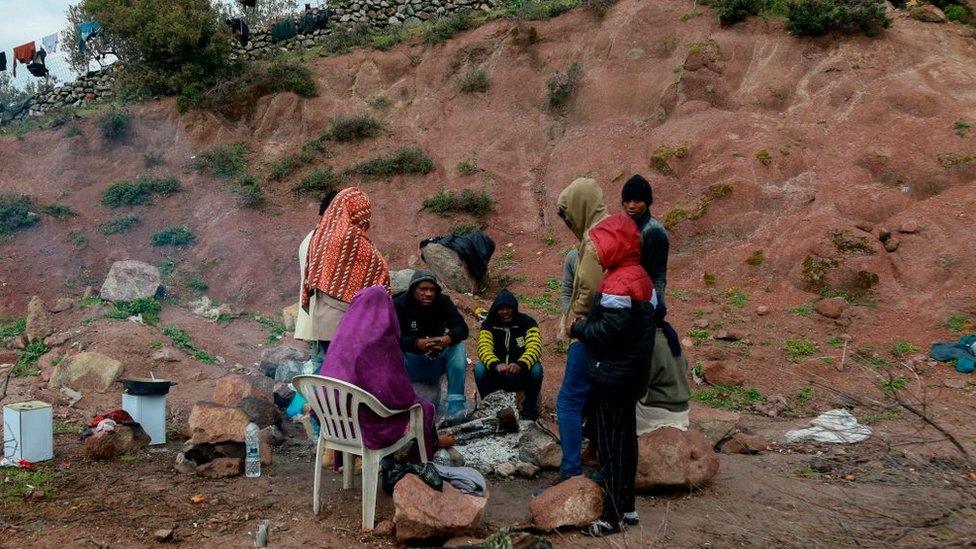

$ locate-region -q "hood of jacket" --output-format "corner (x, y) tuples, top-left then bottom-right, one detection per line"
(483, 288), (519, 328)
(406, 269), (442, 303)
(589, 213), (642, 271)
(556, 178), (607, 240)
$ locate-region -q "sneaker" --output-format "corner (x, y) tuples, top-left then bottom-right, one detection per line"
(583, 519), (620, 537)
(623, 511), (640, 526)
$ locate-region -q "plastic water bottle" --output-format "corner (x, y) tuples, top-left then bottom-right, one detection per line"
(245, 422), (261, 478)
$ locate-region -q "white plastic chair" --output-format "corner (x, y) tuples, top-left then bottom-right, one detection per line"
(292, 374), (428, 531)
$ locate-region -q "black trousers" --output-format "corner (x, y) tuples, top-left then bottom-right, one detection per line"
(589, 394), (639, 525)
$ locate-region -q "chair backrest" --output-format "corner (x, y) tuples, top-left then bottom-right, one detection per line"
(292, 375), (392, 447)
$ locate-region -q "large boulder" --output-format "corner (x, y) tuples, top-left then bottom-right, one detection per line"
(393, 473), (487, 541)
(212, 374), (273, 407)
(530, 476), (602, 531)
(99, 260), (161, 302)
(236, 396), (282, 429)
(188, 402), (252, 444)
(421, 243), (477, 294)
(25, 296), (54, 343)
(815, 297), (847, 319)
(48, 352), (124, 392)
(391, 269), (417, 296)
(84, 424), (151, 460)
(259, 344), (312, 382)
(517, 423), (562, 469)
(701, 361), (745, 387)
(690, 404), (741, 444)
(636, 427), (720, 490)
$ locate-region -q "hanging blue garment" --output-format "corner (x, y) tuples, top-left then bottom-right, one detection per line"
(78, 21), (101, 53)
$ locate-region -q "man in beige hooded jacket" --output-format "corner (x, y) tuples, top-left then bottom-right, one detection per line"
(554, 177), (608, 478)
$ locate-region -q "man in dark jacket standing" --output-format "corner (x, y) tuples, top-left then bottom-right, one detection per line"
(474, 289), (544, 419)
(570, 213), (656, 537)
(621, 174), (669, 317)
(395, 270), (470, 419)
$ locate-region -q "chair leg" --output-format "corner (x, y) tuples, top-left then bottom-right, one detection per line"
(342, 452), (354, 490)
(313, 437), (323, 515)
(361, 452), (381, 531)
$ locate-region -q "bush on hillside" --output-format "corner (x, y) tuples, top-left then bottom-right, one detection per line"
(352, 148), (435, 177)
(99, 108), (131, 141)
(0, 195), (39, 236)
(943, 3), (974, 23)
(179, 59), (317, 113)
(99, 214), (141, 235)
(41, 204), (77, 219)
(192, 143), (249, 178)
(151, 225), (196, 247)
(711, 0), (761, 25)
(423, 189), (495, 217)
(458, 68), (490, 93)
(102, 174), (181, 207)
(424, 11), (475, 43)
(547, 61), (583, 111)
(785, 0), (890, 36)
(81, 0), (231, 97)
(291, 168), (340, 196)
(234, 173), (266, 208)
(323, 114), (385, 142)
(516, 0), (579, 20)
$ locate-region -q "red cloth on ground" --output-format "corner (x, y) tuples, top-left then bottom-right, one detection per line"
(90, 409), (134, 427)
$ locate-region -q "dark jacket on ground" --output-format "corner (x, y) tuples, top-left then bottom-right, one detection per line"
(633, 210), (669, 309)
(570, 214), (656, 398)
(420, 231), (495, 281)
(394, 270), (469, 353)
(477, 289), (542, 371)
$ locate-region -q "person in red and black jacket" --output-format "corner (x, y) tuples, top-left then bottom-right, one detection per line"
(569, 212), (656, 537)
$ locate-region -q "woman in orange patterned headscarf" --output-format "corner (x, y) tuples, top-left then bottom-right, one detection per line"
(302, 187), (390, 358)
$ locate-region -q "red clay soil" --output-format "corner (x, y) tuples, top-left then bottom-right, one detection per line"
(2, 0), (976, 546)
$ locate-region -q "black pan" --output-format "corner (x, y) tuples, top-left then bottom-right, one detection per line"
(120, 377), (175, 396)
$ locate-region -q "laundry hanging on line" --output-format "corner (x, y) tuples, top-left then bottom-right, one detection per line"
(78, 21), (101, 53)
(0, 52), (6, 72)
(42, 33), (58, 53)
(12, 41), (36, 78)
(26, 48), (49, 78)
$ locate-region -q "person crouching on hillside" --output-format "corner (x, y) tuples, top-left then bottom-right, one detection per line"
(569, 213), (656, 537)
(474, 289), (544, 420)
(394, 270), (470, 420)
(302, 187), (390, 365)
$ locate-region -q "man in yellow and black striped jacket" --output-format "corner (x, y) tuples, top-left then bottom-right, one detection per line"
(474, 289), (544, 419)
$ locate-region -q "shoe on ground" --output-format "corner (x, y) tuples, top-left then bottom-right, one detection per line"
(623, 511), (640, 526)
(583, 519), (621, 537)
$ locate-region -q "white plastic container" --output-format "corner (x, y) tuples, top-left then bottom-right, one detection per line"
(122, 393), (167, 445)
(3, 401), (54, 462)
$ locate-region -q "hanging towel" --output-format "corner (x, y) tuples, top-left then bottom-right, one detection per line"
(42, 33), (58, 53)
(12, 41), (36, 78)
(78, 21), (101, 53)
(0, 52), (6, 72)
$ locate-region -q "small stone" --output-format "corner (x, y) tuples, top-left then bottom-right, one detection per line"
(944, 378), (966, 389)
(815, 297), (848, 319)
(855, 221), (874, 233)
(898, 220), (918, 234)
(152, 347), (183, 362)
(713, 330), (740, 342)
(681, 337), (694, 348)
(196, 457), (243, 478)
(884, 237), (900, 253)
(755, 306), (769, 316)
(374, 519), (395, 536)
(153, 529), (174, 542)
(718, 432), (769, 454)
(701, 361), (745, 387)
(49, 298), (74, 313)
(692, 319), (710, 329)
(43, 332), (71, 347)
(515, 462), (539, 478)
(493, 461), (516, 477)
(877, 228), (891, 242)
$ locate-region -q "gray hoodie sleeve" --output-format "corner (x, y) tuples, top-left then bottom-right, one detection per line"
(560, 248), (579, 315)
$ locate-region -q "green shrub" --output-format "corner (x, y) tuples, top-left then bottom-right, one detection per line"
(192, 142), (248, 178)
(955, 119), (972, 138)
(323, 114), (385, 142)
(106, 297), (162, 324)
(890, 341), (917, 358)
(67, 230), (87, 246)
(185, 276), (208, 292)
(783, 338), (818, 363)
(162, 325), (215, 363)
(711, 0), (760, 25)
(650, 143), (689, 177)
(423, 189), (495, 217)
(451, 222), (479, 235)
(99, 214), (141, 235)
(99, 108), (131, 141)
(785, 0), (890, 37)
(101, 174), (182, 207)
(944, 3), (973, 23)
(234, 173), (265, 208)
(42, 204), (77, 219)
(831, 229), (874, 254)
(547, 61), (583, 111)
(292, 168), (340, 195)
(151, 225), (196, 247)
(692, 385), (763, 411)
(352, 147), (435, 177)
(0, 195), (39, 236)
(263, 60), (317, 98)
(516, 0), (579, 20)
(745, 249), (764, 265)
(458, 68), (490, 93)
(267, 151), (313, 181)
(947, 313), (971, 333)
(456, 152), (479, 175)
(0, 317), (26, 339)
(424, 11), (475, 43)
(13, 340), (48, 377)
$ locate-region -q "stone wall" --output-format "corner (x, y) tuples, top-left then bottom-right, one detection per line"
(4, 0), (501, 124)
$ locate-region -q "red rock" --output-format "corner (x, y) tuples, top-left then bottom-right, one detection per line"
(701, 361), (745, 387)
(0, 351), (18, 364)
(755, 306), (769, 316)
(910, 4), (946, 22)
(898, 220), (918, 234)
(43, 332), (70, 347)
(152, 347), (183, 362)
(373, 520), (396, 537)
(236, 396), (281, 429)
(393, 474), (486, 541)
(196, 457), (243, 478)
(855, 221), (874, 233)
(25, 296), (54, 343)
(884, 237), (900, 253)
(188, 402), (251, 444)
(83, 424), (151, 460)
(636, 428), (719, 490)
(49, 298), (74, 313)
(212, 374), (272, 407)
(718, 432), (769, 454)
(530, 476), (602, 531)
(815, 297), (848, 319)
(877, 228), (891, 242)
